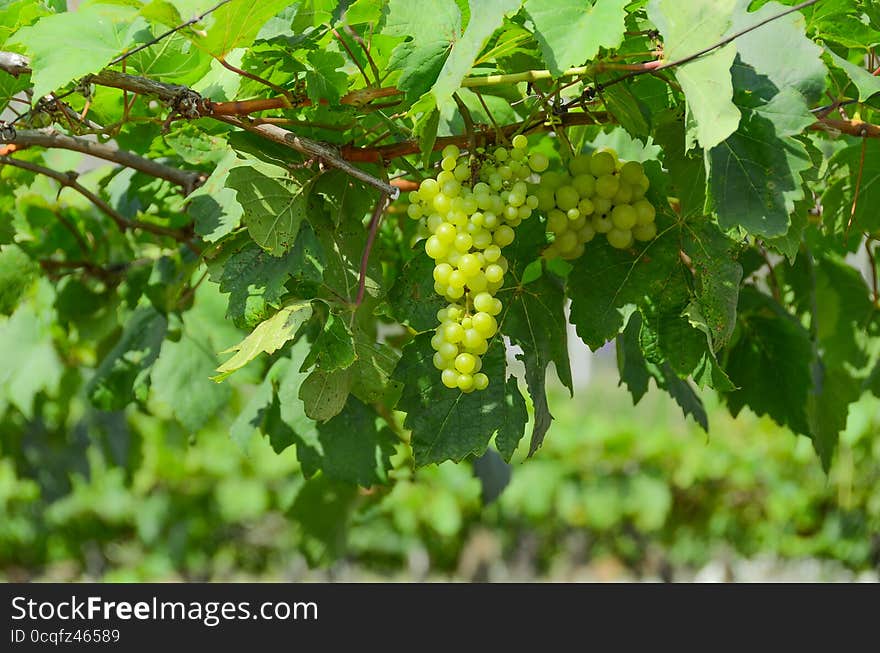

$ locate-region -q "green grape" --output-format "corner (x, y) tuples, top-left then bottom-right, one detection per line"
(473, 373), (490, 390)
(611, 204), (637, 230)
(607, 228), (634, 249)
(555, 185), (580, 211)
(589, 151), (616, 176)
(592, 214), (613, 233)
(455, 353), (477, 374)
(619, 160), (644, 185)
(441, 369), (459, 388)
(595, 174), (620, 199)
(634, 199), (656, 225)
(633, 222), (657, 242)
(572, 174), (596, 197)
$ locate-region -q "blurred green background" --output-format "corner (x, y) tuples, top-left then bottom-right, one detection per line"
(2, 297), (879, 581)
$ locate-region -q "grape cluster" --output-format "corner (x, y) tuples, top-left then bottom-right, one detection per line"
(533, 149), (657, 260)
(406, 135), (547, 391)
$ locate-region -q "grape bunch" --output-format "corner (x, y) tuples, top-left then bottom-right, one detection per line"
(533, 148), (657, 260)
(406, 135), (547, 391)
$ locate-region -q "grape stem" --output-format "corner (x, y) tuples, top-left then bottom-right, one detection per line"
(355, 191), (392, 310)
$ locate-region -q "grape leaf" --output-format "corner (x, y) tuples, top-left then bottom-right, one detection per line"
(384, 0), (461, 101)
(87, 305), (168, 411)
(732, 1), (826, 106)
(617, 313), (708, 430)
(498, 219), (572, 457)
(568, 221), (682, 350)
(524, 0), (628, 77)
(288, 475), (358, 566)
(394, 334), (527, 466)
(822, 139), (880, 234)
(0, 244), (37, 316)
(305, 51), (349, 104)
(682, 221), (743, 350)
(387, 249), (448, 332)
(199, 0), (294, 57)
(12, 4), (147, 100)
(706, 111), (811, 238)
(723, 288), (812, 435)
(0, 299), (63, 419)
(430, 0), (522, 117)
(226, 166), (313, 257)
(825, 48), (880, 101)
(186, 154), (243, 243)
(219, 231), (323, 329)
(648, 0), (740, 150)
(299, 368), (351, 422)
(807, 360), (860, 472)
(151, 328), (231, 432)
(214, 300), (313, 381)
(309, 397), (396, 486)
(301, 312), (357, 372)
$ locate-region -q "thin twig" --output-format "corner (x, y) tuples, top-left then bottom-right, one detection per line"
(332, 28), (372, 87)
(52, 208), (92, 257)
(0, 155), (189, 241)
(452, 92), (476, 153)
(344, 25), (381, 86)
(339, 111), (612, 162)
(217, 58), (293, 100)
(473, 90), (504, 142)
(866, 237), (879, 304)
(355, 191), (391, 309)
(845, 136), (868, 243)
(4, 128), (204, 193)
(213, 115), (399, 197)
(758, 243), (781, 302)
(109, 0), (233, 66)
(599, 0), (821, 91)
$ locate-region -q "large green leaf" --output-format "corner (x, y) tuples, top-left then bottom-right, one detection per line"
(12, 4), (147, 100)
(497, 219), (572, 457)
(214, 300), (313, 381)
(394, 334), (527, 466)
(387, 249), (448, 333)
(218, 231), (323, 329)
(824, 48), (880, 101)
(199, 0), (294, 57)
(617, 314), (708, 430)
(0, 244), (37, 316)
(384, 0), (461, 101)
(706, 110), (811, 238)
(524, 0), (628, 76)
(226, 166), (314, 257)
(151, 327), (231, 432)
(724, 289), (812, 435)
(87, 305), (168, 411)
(648, 0), (740, 150)
(568, 221), (683, 350)
(430, 0), (522, 117)
(0, 297), (63, 418)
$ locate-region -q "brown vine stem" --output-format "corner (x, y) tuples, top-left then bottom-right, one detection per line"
(757, 243), (782, 302)
(340, 111), (612, 162)
(344, 25), (381, 86)
(0, 155), (190, 241)
(109, 0), (232, 66)
(214, 115), (399, 197)
(217, 58), (293, 100)
(4, 128), (204, 193)
(355, 191), (391, 311)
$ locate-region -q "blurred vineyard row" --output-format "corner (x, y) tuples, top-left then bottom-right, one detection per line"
(2, 354), (879, 582)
